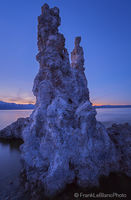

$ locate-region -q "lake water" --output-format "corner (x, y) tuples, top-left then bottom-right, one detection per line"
(96, 108), (131, 128)
(0, 110), (32, 199)
(0, 108), (131, 130)
(0, 108), (131, 198)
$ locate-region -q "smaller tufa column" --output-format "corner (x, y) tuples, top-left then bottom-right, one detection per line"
(71, 36), (85, 71)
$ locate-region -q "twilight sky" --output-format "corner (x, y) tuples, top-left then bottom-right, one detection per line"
(0, 0), (131, 105)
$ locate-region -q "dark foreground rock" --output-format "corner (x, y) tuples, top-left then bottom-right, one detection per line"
(0, 117), (29, 140)
(107, 123), (131, 177)
(0, 3), (131, 199)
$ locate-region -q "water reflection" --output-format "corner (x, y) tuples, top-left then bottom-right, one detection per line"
(0, 138), (23, 151)
(0, 140), (23, 198)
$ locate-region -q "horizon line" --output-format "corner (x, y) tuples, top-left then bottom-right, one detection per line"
(0, 100), (131, 107)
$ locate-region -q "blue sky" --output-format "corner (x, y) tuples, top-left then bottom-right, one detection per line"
(0, 0), (130, 105)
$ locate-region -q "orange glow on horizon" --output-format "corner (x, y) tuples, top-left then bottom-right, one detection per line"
(5, 100), (35, 105)
(92, 103), (130, 106)
(0, 97), (130, 106)
(0, 98), (130, 106)
(0, 98), (36, 105)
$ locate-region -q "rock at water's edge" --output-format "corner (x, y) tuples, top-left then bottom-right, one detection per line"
(0, 117), (29, 140)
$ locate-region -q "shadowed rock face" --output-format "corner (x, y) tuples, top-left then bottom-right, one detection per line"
(107, 123), (131, 177)
(0, 3), (131, 198)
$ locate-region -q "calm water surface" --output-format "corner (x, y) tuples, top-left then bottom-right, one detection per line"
(0, 108), (131, 198)
(1, 108), (131, 130)
(0, 110), (32, 130)
(0, 110), (32, 198)
(96, 108), (131, 127)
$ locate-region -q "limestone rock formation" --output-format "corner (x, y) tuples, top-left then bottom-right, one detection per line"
(0, 3), (131, 198)
(19, 4), (123, 197)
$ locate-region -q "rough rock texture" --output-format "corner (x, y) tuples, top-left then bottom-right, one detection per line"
(107, 123), (131, 177)
(19, 4), (130, 197)
(0, 117), (29, 140)
(0, 3), (131, 198)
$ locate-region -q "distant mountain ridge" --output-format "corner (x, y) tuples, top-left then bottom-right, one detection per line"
(0, 101), (131, 110)
(95, 105), (131, 108)
(0, 101), (35, 110)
